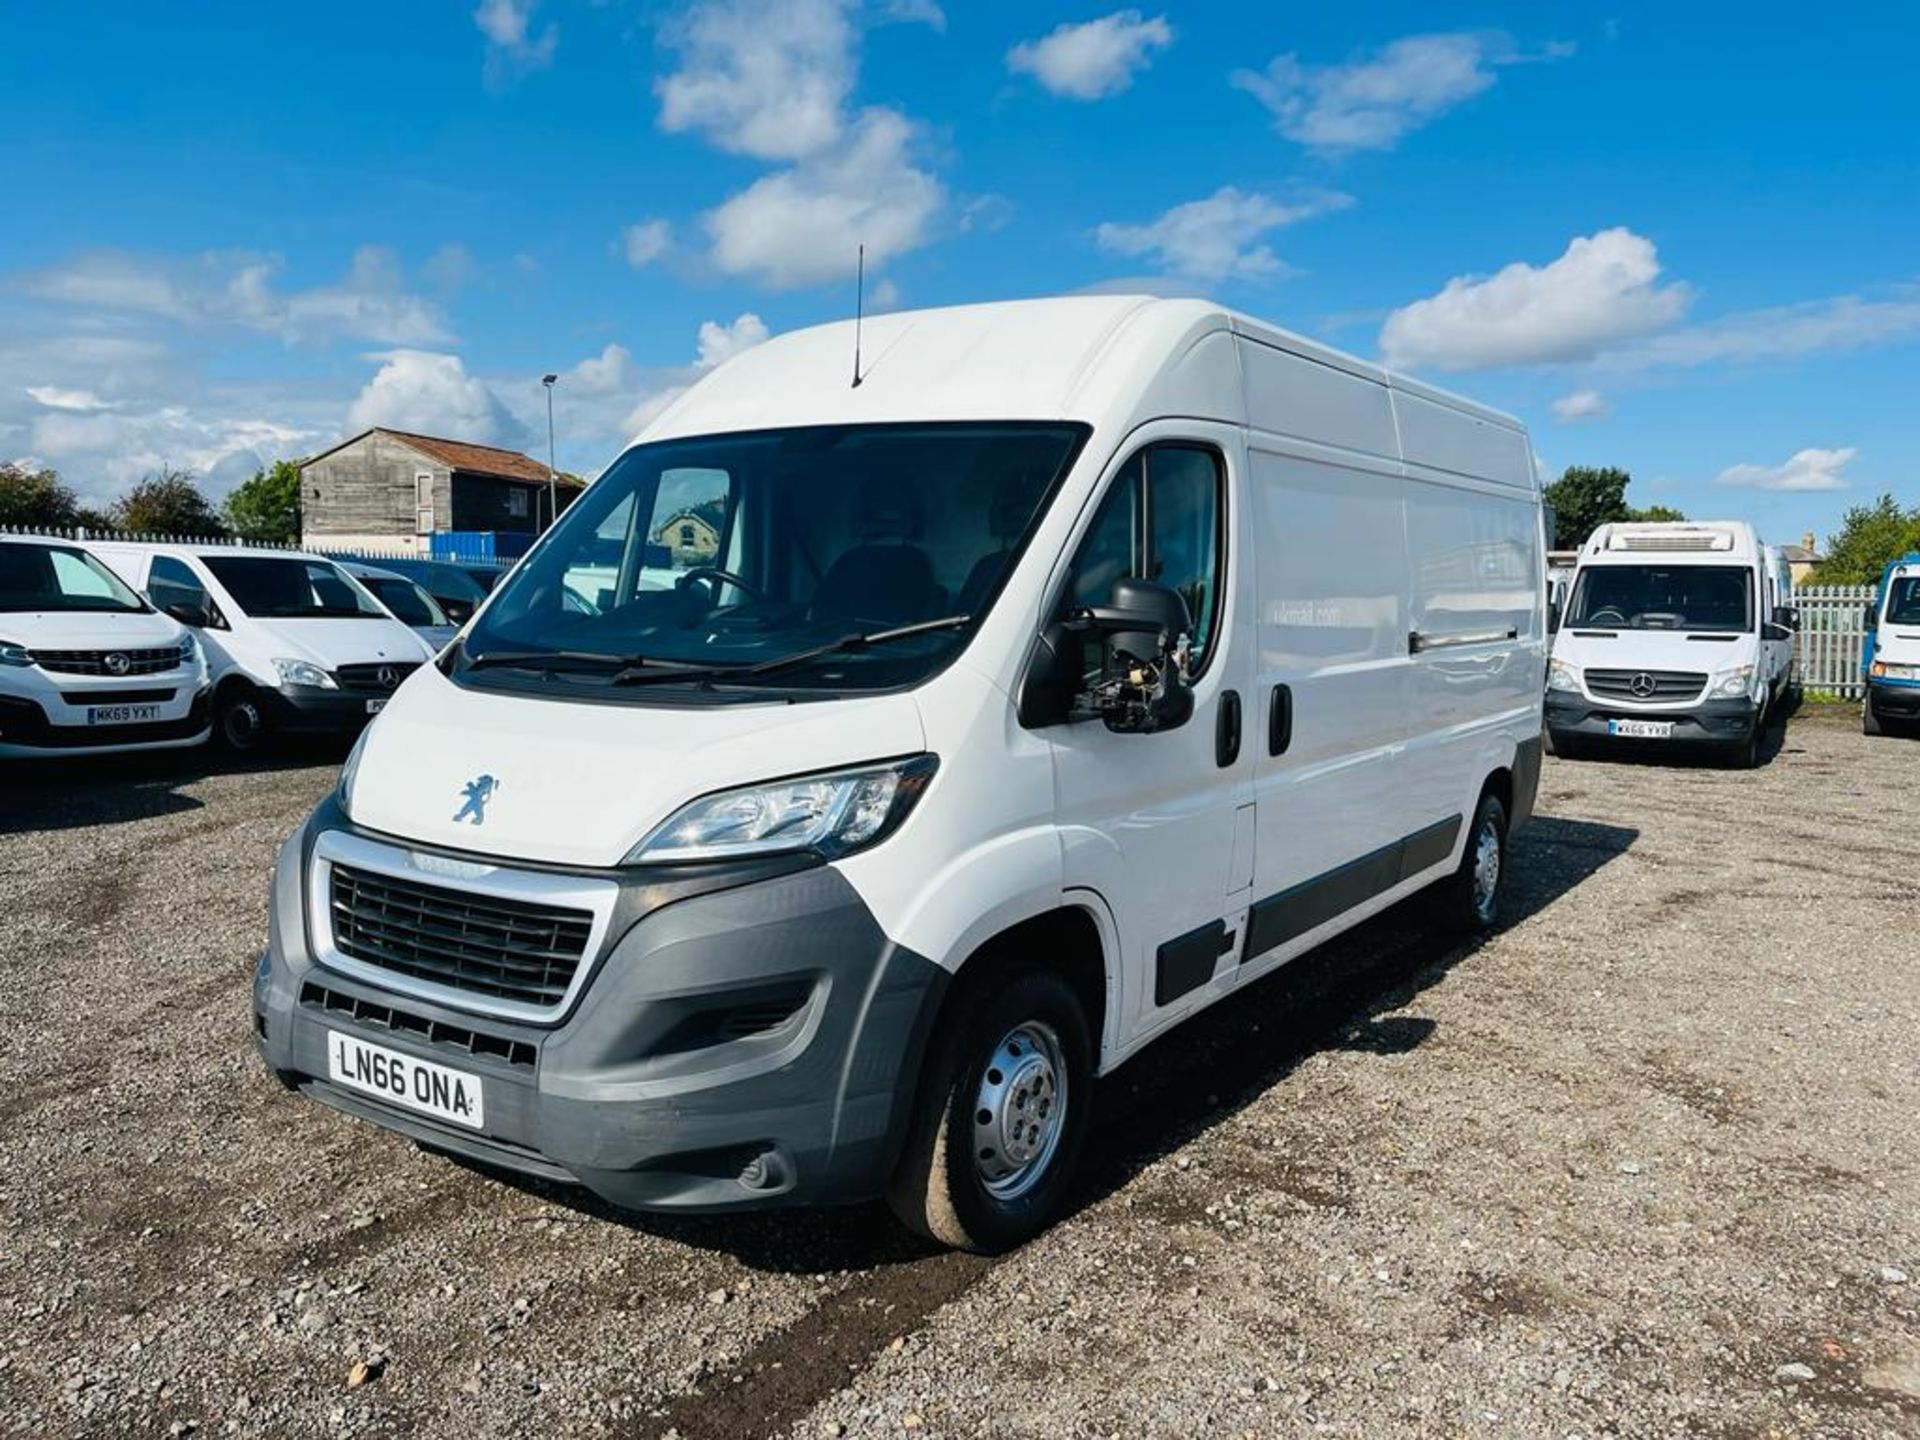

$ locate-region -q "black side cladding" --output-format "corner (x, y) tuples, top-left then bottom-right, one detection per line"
(1155, 918), (1226, 1006)
(1243, 814), (1462, 962)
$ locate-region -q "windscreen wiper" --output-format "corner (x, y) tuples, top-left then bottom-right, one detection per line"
(464, 648), (715, 676)
(730, 614), (974, 681)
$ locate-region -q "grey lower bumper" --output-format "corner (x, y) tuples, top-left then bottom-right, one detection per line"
(1867, 681), (1920, 722)
(254, 805), (948, 1213)
(1546, 692), (1759, 748)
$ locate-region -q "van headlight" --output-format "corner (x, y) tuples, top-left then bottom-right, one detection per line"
(272, 658), (336, 690)
(175, 630), (198, 663)
(1872, 660), (1918, 679)
(1547, 660), (1580, 692)
(337, 727), (370, 817)
(0, 639), (32, 668)
(1712, 665), (1756, 698)
(627, 756), (938, 864)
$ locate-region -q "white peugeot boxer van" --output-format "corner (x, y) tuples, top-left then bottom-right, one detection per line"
(92, 542), (434, 751)
(1547, 520), (1794, 767)
(253, 297), (1547, 1250)
(0, 533), (211, 757)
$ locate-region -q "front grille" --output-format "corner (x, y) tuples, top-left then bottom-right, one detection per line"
(335, 661), (421, 695)
(329, 864), (593, 1009)
(31, 646), (185, 676)
(300, 981), (537, 1068)
(1586, 668), (1707, 703)
(59, 688), (177, 705)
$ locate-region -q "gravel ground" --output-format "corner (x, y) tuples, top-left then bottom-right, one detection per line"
(1, 708), (1915, 1439)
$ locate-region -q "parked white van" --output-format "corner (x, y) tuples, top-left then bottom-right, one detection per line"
(91, 542), (434, 751)
(252, 297), (1547, 1250)
(1547, 520), (1794, 767)
(0, 533), (211, 757)
(1760, 543), (1798, 704)
(1862, 552), (1920, 736)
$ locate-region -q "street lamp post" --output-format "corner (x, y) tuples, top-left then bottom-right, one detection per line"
(541, 373), (559, 531)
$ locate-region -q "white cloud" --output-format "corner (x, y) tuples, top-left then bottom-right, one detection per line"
(1716, 446), (1856, 492)
(22, 246), (448, 347)
(567, 344), (633, 393)
(423, 242), (480, 291)
(1551, 388), (1611, 423)
(655, 0), (854, 161)
(1602, 290), (1920, 372)
(1008, 10), (1173, 100)
(1233, 32), (1569, 154)
(25, 386), (114, 413)
(475, 0), (556, 80)
(695, 313), (771, 369)
(621, 219), (673, 268)
(703, 108), (943, 289)
(345, 350), (526, 446)
(1094, 186), (1352, 284)
(877, 0), (944, 30)
(1380, 228), (1692, 372)
(26, 404), (322, 500)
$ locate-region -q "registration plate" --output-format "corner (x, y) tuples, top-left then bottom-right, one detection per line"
(87, 704), (162, 725)
(326, 1030), (485, 1129)
(365, 698), (386, 715)
(1608, 718), (1674, 739)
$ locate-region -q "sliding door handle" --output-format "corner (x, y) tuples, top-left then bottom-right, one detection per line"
(1268, 683), (1293, 756)
(1216, 689), (1242, 768)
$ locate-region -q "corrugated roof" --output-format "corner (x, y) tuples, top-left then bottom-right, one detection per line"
(303, 428), (585, 487)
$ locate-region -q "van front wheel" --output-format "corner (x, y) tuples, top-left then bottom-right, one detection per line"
(1429, 792), (1508, 935)
(888, 966), (1093, 1253)
(216, 684), (269, 753)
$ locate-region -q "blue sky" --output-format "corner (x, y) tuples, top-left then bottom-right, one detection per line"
(2, 2), (1915, 546)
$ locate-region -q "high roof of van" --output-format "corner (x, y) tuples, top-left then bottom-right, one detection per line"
(640, 296), (1529, 471)
(88, 539), (341, 565)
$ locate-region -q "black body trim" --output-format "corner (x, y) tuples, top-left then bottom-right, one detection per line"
(1243, 814), (1462, 962)
(1154, 918), (1226, 1006)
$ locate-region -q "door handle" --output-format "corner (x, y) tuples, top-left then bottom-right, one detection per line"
(1268, 683), (1292, 756)
(1216, 689), (1241, 768)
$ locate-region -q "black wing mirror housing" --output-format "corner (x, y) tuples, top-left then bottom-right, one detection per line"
(160, 598), (212, 629)
(1017, 578), (1196, 734)
(1773, 604), (1800, 632)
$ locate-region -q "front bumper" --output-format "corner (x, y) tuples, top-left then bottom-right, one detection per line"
(1546, 691), (1759, 747)
(260, 686), (389, 735)
(1866, 679), (1920, 721)
(0, 686), (210, 755)
(253, 800), (948, 1213)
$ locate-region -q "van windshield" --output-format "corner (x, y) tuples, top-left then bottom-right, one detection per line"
(0, 542), (148, 614)
(458, 422), (1088, 696)
(362, 575), (448, 627)
(1884, 576), (1920, 626)
(202, 556), (386, 619)
(1566, 564), (1753, 633)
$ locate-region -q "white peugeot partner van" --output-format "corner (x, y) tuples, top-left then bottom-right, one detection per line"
(91, 542), (434, 751)
(1863, 552), (1920, 736)
(253, 297), (1547, 1250)
(0, 533), (211, 757)
(1547, 520), (1795, 768)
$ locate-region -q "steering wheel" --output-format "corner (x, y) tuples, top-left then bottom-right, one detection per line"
(1588, 607), (1628, 625)
(675, 566), (765, 604)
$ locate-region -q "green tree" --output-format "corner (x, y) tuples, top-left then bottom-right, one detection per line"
(224, 459), (303, 543)
(1811, 493), (1920, 586)
(1630, 503), (1688, 523)
(1543, 465), (1686, 547)
(110, 467), (228, 537)
(0, 461), (81, 529)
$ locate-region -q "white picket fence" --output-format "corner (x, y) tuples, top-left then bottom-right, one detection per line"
(1794, 585), (1874, 699)
(0, 524), (418, 562)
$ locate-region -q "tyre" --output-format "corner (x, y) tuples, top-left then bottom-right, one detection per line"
(1546, 729), (1582, 761)
(1863, 700), (1883, 737)
(215, 683), (269, 753)
(1428, 791), (1508, 935)
(888, 965), (1094, 1253)
(1722, 713), (1762, 769)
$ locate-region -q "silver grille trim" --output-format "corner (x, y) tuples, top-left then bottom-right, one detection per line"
(308, 830), (620, 1025)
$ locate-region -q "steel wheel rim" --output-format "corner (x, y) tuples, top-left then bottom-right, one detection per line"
(1472, 818), (1502, 920)
(224, 698), (261, 747)
(971, 1020), (1068, 1201)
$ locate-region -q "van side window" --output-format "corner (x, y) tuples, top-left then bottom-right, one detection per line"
(148, 556), (209, 613)
(1060, 444), (1226, 669)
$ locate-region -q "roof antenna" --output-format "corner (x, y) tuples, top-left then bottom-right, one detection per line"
(851, 243), (865, 389)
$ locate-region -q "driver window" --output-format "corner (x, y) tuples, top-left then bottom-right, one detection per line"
(1059, 444), (1226, 670)
(149, 556), (209, 613)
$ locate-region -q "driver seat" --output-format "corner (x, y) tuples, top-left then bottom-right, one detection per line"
(811, 480), (942, 626)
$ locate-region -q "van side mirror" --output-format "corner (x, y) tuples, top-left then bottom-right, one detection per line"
(1864, 601), (1879, 630)
(1773, 604), (1800, 632)
(158, 596), (213, 629)
(1547, 600), (1562, 635)
(1016, 578), (1196, 734)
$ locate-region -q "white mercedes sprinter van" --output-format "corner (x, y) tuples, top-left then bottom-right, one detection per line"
(253, 297), (1547, 1250)
(91, 542), (434, 751)
(1547, 520), (1794, 767)
(1863, 552), (1920, 736)
(0, 533), (211, 757)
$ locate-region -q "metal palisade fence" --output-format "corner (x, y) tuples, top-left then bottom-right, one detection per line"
(0, 524), (419, 561)
(1794, 585), (1875, 699)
